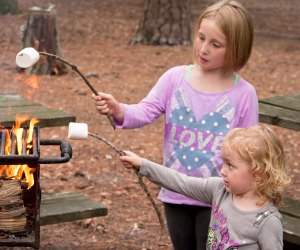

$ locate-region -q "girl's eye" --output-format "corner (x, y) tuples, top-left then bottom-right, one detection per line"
(228, 164), (235, 170)
(213, 43), (221, 48)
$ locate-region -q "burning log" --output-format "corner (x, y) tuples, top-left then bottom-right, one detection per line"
(0, 179), (27, 237)
(68, 122), (164, 228)
(0, 115), (73, 248)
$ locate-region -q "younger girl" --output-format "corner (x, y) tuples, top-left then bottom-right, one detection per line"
(93, 1), (258, 248)
(120, 125), (291, 249)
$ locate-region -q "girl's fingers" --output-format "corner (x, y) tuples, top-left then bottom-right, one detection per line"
(98, 92), (115, 102)
(120, 158), (133, 169)
(123, 150), (134, 156)
(95, 105), (109, 114)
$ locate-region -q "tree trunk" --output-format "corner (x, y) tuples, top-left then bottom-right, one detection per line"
(21, 4), (68, 75)
(0, 0), (19, 15)
(131, 0), (192, 46)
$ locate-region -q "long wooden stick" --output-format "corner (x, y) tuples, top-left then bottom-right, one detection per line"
(38, 51), (115, 129)
(88, 132), (164, 229)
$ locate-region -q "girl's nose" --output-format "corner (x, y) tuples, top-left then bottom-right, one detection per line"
(201, 43), (208, 55)
(220, 166), (226, 177)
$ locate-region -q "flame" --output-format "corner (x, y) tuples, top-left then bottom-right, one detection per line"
(14, 74), (40, 100)
(0, 114), (40, 189)
(25, 75), (39, 89)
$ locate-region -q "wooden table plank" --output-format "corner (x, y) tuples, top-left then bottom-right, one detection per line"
(280, 196), (300, 219)
(282, 214), (300, 245)
(0, 94), (42, 108)
(0, 106), (76, 128)
(259, 93), (300, 131)
(259, 93), (300, 111)
(0, 94), (75, 128)
(259, 103), (300, 131)
(40, 192), (108, 226)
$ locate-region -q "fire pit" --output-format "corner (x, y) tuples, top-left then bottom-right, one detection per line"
(0, 117), (72, 249)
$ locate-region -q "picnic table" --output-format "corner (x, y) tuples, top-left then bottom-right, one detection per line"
(0, 93), (75, 128)
(0, 93), (108, 225)
(259, 92), (300, 131)
(259, 92), (300, 249)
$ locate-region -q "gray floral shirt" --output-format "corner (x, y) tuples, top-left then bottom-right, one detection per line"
(140, 158), (283, 250)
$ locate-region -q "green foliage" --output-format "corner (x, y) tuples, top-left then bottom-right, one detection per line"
(0, 0), (19, 15)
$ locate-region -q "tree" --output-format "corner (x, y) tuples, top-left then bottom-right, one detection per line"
(131, 0), (192, 46)
(0, 0), (19, 14)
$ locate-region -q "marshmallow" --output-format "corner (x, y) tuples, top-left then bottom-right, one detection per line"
(68, 122), (88, 140)
(16, 47), (40, 68)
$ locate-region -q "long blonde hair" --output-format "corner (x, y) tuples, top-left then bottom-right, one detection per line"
(222, 125), (291, 206)
(193, 0), (253, 73)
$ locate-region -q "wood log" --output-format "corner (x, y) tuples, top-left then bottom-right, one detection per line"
(0, 179), (27, 235)
(20, 4), (68, 75)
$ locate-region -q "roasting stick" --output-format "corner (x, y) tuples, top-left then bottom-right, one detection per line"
(89, 132), (164, 228)
(15, 47), (115, 130)
(68, 122), (164, 229)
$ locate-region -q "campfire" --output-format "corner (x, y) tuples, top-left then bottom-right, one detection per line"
(0, 114), (72, 248)
(0, 114), (39, 188)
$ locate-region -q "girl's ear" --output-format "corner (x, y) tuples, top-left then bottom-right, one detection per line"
(254, 171), (263, 183)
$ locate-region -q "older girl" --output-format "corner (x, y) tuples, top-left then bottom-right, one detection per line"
(93, 1), (258, 248)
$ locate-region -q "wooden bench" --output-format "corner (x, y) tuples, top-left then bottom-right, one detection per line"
(279, 197), (300, 249)
(259, 93), (300, 131)
(0, 93), (108, 225)
(259, 93), (300, 249)
(40, 192), (107, 225)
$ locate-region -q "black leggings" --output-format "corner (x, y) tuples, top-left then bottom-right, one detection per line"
(164, 203), (211, 250)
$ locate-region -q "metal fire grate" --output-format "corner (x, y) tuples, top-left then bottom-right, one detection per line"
(0, 126), (72, 249)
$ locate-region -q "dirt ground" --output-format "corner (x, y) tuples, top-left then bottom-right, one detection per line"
(0, 0), (299, 249)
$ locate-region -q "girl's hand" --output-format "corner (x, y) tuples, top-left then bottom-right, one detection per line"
(93, 92), (124, 123)
(93, 92), (118, 115)
(120, 150), (142, 170)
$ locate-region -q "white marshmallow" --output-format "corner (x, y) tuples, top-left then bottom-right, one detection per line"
(16, 47), (40, 68)
(68, 122), (88, 140)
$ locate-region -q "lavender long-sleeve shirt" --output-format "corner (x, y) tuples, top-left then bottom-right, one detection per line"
(118, 65), (259, 206)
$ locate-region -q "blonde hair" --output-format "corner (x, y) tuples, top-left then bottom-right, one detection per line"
(221, 125), (291, 206)
(193, 0), (253, 73)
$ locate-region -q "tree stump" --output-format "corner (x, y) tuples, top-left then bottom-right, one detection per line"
(21, 4), (68, 75)
(131, 0), (192, 46)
